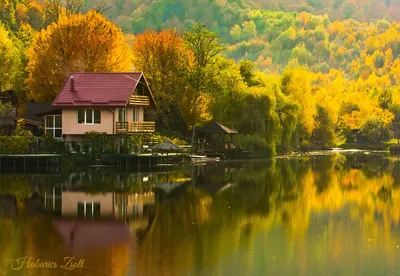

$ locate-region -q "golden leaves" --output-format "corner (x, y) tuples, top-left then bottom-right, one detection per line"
(25, 11), (133, 102)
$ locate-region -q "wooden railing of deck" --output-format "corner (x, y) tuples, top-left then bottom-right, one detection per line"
(116, 122), (155, 134)
(129, 95), (150, 106)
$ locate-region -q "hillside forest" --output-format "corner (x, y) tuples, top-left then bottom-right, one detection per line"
(2, 0), (400, 156)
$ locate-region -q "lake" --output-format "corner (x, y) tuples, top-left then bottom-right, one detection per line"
(0, 151), (399, 275)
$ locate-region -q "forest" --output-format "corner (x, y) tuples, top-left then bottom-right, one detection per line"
(2, 0), (400, 156)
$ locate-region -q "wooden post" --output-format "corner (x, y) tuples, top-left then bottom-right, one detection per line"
(117, 137), (121, 154)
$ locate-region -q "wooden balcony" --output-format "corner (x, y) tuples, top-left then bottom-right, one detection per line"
(129, 95), (150, 106)
(116, 122), (155, 134)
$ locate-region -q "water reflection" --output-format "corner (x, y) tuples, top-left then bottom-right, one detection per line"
(0, 153), (400, 275)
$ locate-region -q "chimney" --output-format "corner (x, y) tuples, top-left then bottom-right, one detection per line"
(70, 76), (75, 92)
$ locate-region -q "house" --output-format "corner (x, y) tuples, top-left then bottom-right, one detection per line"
(43, 72), (157, 141)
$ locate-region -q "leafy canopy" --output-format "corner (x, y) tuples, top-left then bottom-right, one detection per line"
(25, 11), (133, 102)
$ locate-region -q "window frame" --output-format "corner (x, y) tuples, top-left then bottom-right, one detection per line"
(77, 109), (101, 125)
(118, 108), (127, 122)
(77, 201), (101, 218)
(132, 108), (139, 122)
(45, 115), (62, 139)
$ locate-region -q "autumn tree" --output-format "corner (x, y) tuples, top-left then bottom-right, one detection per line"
(281, 66), (317, 143)
(15, 3), (28, 25)
(26, 11), (133, 102)
(26, 1), (45, 30)
(132, 30), (191, 107)
(0, 23), (21, 93)
(132, 29), (194, 131)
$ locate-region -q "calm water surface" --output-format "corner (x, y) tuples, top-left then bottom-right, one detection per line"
(0, 152), (399, 276)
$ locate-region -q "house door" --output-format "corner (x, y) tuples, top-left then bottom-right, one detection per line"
(118, 108), (126, 122)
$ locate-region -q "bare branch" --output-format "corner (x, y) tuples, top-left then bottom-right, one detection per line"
(93, 1), (112, 14)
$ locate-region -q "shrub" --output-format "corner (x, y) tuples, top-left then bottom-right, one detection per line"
(0, 136), (34, 154)
(359, 119), (390, 144)
(40, 134), (67, 153)
(152, 133), (188, 145)
(235, 134), (275, 158)
(84, 131), (118, 155)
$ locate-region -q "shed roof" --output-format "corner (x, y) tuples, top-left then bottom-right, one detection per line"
(197, 121), (238, 135)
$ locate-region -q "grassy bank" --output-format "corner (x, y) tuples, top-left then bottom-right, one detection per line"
(338, 143), (389, 150)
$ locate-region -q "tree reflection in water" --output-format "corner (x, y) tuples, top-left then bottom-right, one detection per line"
(0, 153), (399, 275)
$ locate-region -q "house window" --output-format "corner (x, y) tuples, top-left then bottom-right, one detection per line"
(77, 201), (101, 218)
(118, 108), (126, 122)
(133, 108), (139, 122)
(77, 109), (101, 124)
(46, 115), (62, 138)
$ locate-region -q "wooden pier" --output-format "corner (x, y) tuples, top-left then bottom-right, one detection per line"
(0, 154), (61, 173)
(112, 153), (191, 171)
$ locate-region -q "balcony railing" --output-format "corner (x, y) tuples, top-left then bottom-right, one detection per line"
(129, 95), (150, 106)
(116, 122), (155, 134)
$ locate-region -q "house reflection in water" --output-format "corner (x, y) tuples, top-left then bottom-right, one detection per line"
(44, 189), (155, 220)
(45, 190), (156, 256)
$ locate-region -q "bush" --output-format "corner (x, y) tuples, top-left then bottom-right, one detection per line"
(235, 134), (275, 158)
(359, 119), (390, 144)
(40, 134), (67, 153)
(152, 133), (188, 146)
(84, 131), (118, 155)
(0, 136), (34, 154)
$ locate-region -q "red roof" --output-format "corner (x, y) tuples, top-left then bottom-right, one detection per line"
(52, 72), (155, 107)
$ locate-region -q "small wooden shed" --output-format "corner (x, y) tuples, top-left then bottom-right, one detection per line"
(195, 121), (239, 156)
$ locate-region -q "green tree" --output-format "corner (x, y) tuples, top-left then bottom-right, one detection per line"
(359, 118), (390, 144)
(0, 0), (17, 30)
(26, 1), (44, 30)
(183, 23), (225, 144)
(343, 1), (356, 19)
(242, 20), (257, 39)
(239, 59), (262, 87)
(373, 52), (385, 69)
(311, 105), (336, 146)
(230, 24), (241, 41)
(44, 0), (61, 27)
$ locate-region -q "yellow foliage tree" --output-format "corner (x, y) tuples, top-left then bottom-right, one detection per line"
(25, 11), (133, 102)
(281, 67), (317, 136)
(180, 91), (213, 128)
(132, 29), (193, 112)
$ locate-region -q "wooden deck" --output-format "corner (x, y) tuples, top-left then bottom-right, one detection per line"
(0, 154), (61, 173)
(116, 122), (155, 134)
